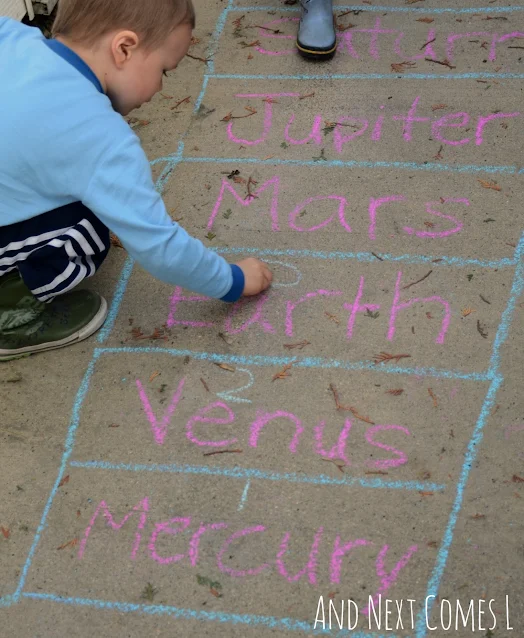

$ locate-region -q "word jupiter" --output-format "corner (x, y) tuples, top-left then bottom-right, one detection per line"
(225, 93), (520, 151)
(169, 270), (450, 345)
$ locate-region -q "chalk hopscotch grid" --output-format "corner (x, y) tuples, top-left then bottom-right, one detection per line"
(3, 2), (523, 636)
(13, 232), (522, 637)
(10, 235), (524, 635)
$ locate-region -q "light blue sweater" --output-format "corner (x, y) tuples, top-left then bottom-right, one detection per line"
(0, 18), (244, 301)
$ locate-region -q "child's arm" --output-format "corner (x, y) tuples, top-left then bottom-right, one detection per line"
(83, 134), (271, 301)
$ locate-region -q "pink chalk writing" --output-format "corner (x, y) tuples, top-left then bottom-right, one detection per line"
(288, 195), (351, 233)
(253, 15), (521, 65)
(148, 517), (191, 565)
(362, 544), (419, 617)
(368, 195), (406, 241)
(475, 112), (520, 146)
(189, 522), (228, 566)
(392, 97), (430, 142)
(334, 116), (370, 152)
(185, 401), (237, 447)
(207, 176), (280, 231)
(365, 425), (410, 470)
(446, 32), (490, 61)
(343, 276), (381, 340)
(388, 271), (451, 344)
(432, 113), (470, 147)
(79, 501), (420, 602)
(167, 274), (453, 346)
(227, 93), (300, 146)
(136, 377), (185, 446)
(331, 538), (372, 584)
(403, 199), (466, 239)
(395, 29), (436, 61)
(286, 290), (343, 337)
(285, 113), (323, 146)
(223, 94), (518, 150)
(249, 410), (304, 453)
(314, 418), (352, 465)
(490, 32), (524, 60)
(276, 527), (324, 584)
(168, 287), (215, 328)
(206, 174), (468, 240)
(224, 294), (275, 335)
(78, 497), (149, 560)
(216, 526), (271, 577)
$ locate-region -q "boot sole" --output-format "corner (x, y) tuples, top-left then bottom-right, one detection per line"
(296, 40), (337, 60)
(0, 296), (108, 361)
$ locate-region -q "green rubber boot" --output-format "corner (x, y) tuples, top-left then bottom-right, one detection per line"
(0, 272), (107, 361)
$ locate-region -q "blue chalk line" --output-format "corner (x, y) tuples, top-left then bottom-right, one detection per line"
(211, 72), (524, 81)
(414, 233), (524, 638)
(182, 155), (517, 176)
(21, 592), (396, 637)
(232, 4), (524, 14)
(238, 479), (251, 510)
(69, 460), (446, 492)
(96, 347), (492, 382)
(13, 356), (100, 601)
(210, 246), (515, 270)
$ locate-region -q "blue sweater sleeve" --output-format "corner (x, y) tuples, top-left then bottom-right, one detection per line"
(83, 135), (243, 301)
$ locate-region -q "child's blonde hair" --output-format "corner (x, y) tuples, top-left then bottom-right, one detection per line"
(52, 0), (195, 50)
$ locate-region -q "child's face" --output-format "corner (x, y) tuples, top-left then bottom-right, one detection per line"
(107, 23), (192, 116)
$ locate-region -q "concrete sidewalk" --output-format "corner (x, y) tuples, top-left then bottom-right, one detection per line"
(1, 1), (524, 636)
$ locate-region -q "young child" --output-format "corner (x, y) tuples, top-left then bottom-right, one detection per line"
(0, 0), (272, 361)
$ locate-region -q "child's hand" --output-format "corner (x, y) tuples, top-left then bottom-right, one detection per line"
(236, 258), (273, 296)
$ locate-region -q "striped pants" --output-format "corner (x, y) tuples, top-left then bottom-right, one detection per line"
(0, 203), (110, 302)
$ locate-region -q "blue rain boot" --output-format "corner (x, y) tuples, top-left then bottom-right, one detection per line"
(297, 0), (337, 60)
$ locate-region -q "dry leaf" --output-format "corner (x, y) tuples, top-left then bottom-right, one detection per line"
(512, 474), (524, 483)
(471, 513), (486, 519)
(461, 307), (475, 317)
(214, 363), (235, 372)
(283, 340), (310, 350)
(110, 233), (124, 248)
(321, 458), (346, 473)
(427, 540), (438, 548)
(57, 538), (79, 551)
(428, 388), (438, 408)
(349, 407), (375, 425)
(374, 352), (411, 364)
(325, 312), (340, 324)
(272, 363), (293, 381)
(416, 17), (434, 23)
(1, 526), (10, 539)
(149, 371), (160, 383)
(431, 103), (448, 111)
(391, 61), (416, 73)
(419, 491), (434, 496)
(478, 179), (501, 191)
(203, 448), (243, 457)
(386, 389), (404, 396)
(58, 475), (70, 488)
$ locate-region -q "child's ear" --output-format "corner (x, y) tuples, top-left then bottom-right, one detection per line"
(111, 31), (140, 68)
